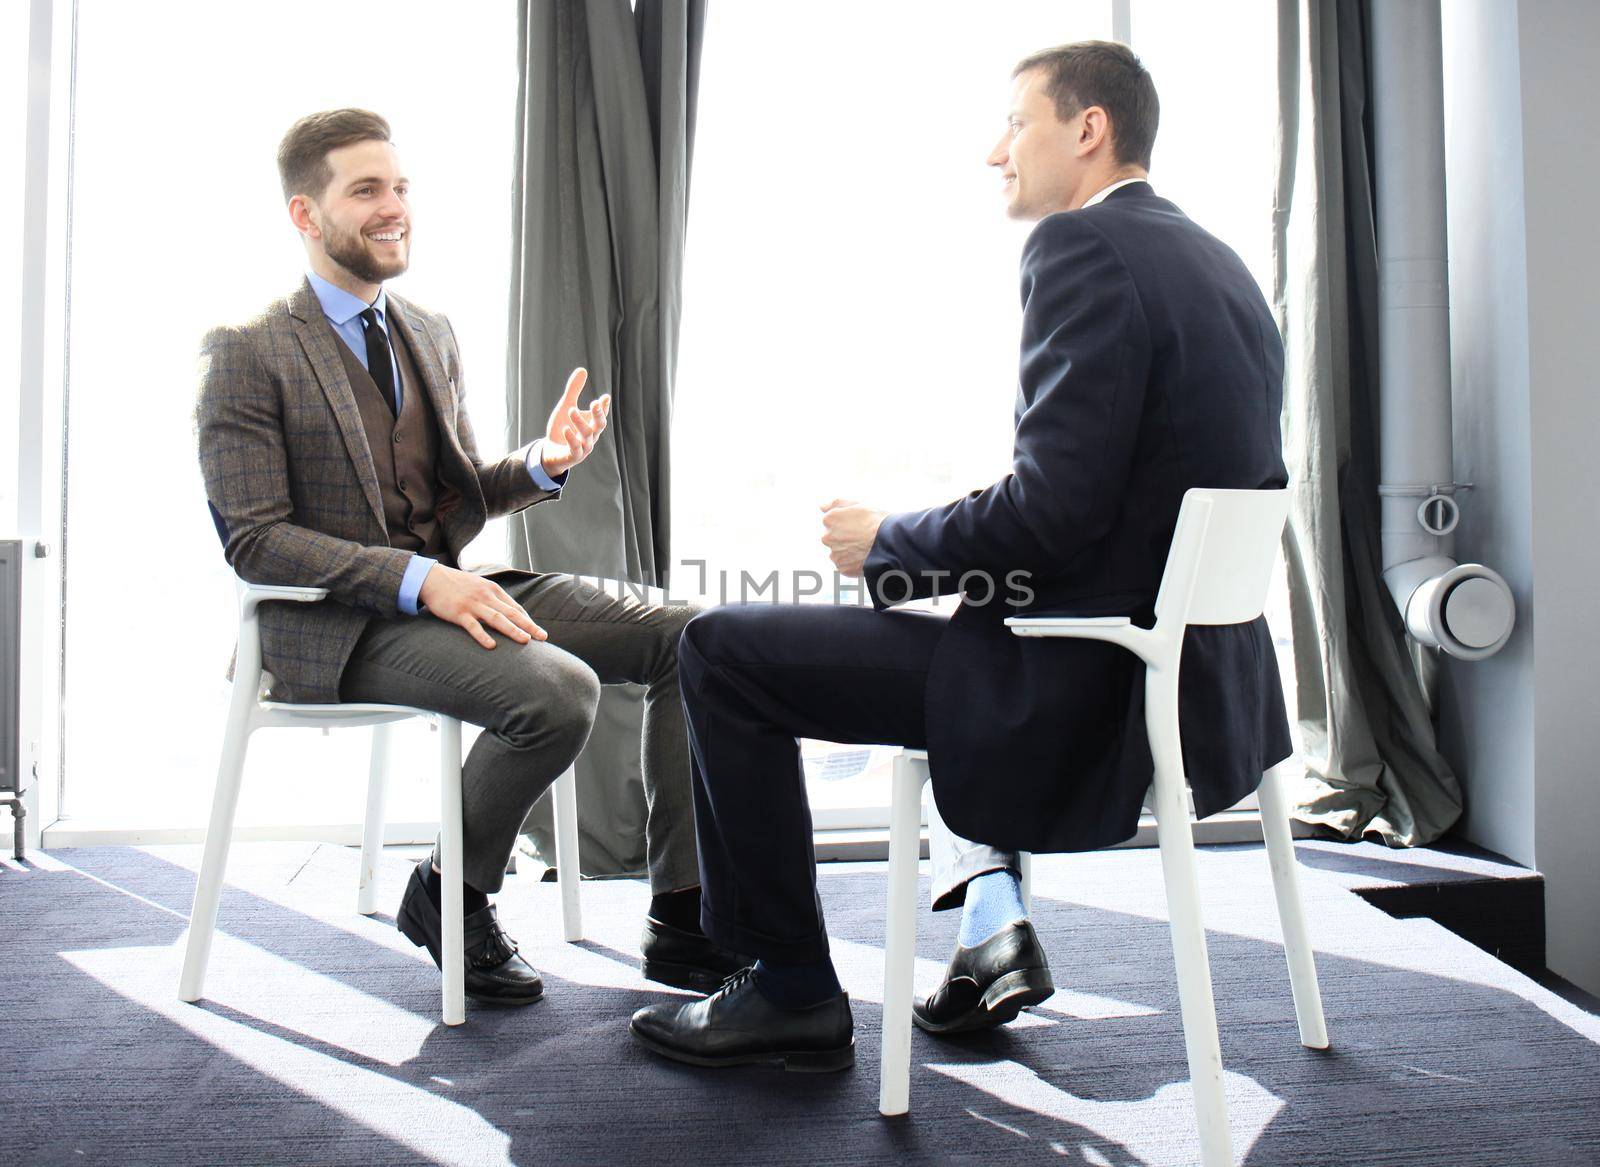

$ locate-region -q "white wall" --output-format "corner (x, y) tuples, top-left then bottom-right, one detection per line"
(1438, 0), (1536, 866)
(1516, 0), (1600, 996)
(1440, 0), (1600, 996)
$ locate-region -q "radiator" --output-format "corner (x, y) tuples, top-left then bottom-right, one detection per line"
(1, 539), (23, 857)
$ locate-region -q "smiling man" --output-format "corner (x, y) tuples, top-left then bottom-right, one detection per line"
(630, 43), (1291, 1071)
(196, 109), (747, 1010)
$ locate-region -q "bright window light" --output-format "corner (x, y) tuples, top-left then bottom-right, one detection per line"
(674, 3), (1117, 820)
(672, 2), (1294, 817)
(53, 0), (1293, 831)
(61, 0), (518, 828)
(2, 2), (30, 535)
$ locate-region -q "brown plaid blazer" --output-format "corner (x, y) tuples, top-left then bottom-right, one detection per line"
(196, 278), (556, 703)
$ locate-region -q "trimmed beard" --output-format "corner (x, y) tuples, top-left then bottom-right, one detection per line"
(321, 218), (409, 286)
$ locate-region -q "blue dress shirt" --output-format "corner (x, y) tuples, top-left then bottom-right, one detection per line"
(306, 272), (564, 615)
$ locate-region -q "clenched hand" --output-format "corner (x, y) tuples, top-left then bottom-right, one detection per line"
(821, 499), (888, 578)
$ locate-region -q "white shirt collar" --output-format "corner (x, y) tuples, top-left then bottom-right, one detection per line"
(1081, 177), (1150, 209)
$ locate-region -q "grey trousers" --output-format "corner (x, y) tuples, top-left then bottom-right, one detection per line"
(927, 783), (1021, 913)
(339, 571), (700, 896)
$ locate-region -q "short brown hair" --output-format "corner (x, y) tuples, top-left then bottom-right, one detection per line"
(1013, 41), (1159, 170)
(276, 108), (392, 202)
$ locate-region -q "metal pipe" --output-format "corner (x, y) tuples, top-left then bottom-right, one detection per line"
(1371, 0), (1515, 660)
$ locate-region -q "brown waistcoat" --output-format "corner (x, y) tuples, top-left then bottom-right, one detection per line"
(333, 322), (455, 566)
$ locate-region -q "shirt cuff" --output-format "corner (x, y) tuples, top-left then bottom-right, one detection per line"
(398, 554), (437, 615)
(525, 440), (568, 493)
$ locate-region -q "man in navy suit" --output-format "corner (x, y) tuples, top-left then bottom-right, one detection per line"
(631, 41), (1292, 1070)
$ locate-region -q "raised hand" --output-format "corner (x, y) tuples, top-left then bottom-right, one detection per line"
(821, 498), (888, 578)
(418, 564), (547, 650)
(540, 367), (612, 477)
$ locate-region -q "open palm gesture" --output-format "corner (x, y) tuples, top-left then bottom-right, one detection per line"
(540, 367), (612, 477)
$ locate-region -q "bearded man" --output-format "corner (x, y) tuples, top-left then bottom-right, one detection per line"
(196, 109), (745, 1010)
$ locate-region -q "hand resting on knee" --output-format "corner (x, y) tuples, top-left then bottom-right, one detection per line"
(418, 565), (547, 650)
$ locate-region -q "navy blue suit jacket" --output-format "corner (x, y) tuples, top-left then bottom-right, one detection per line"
(863, 182), (1293, 853)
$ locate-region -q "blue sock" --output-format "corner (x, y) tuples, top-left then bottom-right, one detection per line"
(957, 868), (1026, 948)
(751, 958), (842, 1009)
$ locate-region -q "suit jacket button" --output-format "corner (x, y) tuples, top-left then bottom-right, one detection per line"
(393, 432), (403, 443)
(398, 478), (408, 491)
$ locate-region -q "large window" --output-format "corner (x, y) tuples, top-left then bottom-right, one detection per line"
(1134, 0), (1279, 292)
(50, 1), (1293, 833)
(673, 3), (1115, 821)
(1135, 0), (1301, 768)
(1136, 0), (1301, 767)
(2, 1), (30, 537)
(60, 1), (518, 829)
(671, 1), (1291, 821)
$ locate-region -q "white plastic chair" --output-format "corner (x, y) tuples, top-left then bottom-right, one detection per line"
(878, 488), (1328, 1167)
(178, 577), (584, 1027)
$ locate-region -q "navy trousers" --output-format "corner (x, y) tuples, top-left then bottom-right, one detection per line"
(678, 602), (946, 963)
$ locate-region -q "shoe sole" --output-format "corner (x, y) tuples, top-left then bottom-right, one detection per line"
(641, 958), (738, 995)
(461, 989), (544, 1008)
(397, 895), (543, 1008)
(629, 1021), (855, 1073)
(913, 967), (1056, 1035)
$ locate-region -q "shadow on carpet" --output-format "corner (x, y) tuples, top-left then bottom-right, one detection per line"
(2, 843), (1597, 1167)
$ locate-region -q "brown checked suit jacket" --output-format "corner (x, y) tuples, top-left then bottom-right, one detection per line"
(196, 277), (557, 703)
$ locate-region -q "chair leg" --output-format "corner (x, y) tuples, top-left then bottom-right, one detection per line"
(437, 717), (466, 1026)
(7, 794), (25, 860)
(1018, 851), (1033, 915)
(552, 765), (583, 942)
(1147, 674), (1234, 1167)
(357, 723), (393, 916)
(1257, 764), (1329, 1049)
(879, 752), (924, 1117)
(179, 696), (254, 1003)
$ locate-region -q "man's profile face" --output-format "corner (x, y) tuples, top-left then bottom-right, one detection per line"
(303, 139), (412, 286)
(986, 69), (1084, 221)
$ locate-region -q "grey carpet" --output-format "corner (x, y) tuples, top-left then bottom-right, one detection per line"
(2, 840), (1598, 1166)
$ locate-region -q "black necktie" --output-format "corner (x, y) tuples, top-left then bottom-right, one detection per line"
(360, 306), (398, 416)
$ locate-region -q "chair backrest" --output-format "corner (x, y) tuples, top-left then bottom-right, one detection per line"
(1152, 488), (1290, 629)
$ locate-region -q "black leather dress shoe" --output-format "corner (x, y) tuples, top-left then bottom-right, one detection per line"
(630, 967), (855, 1072)
(913, 920), (1055, 1034)
(396, 861), (544, 1007)
(640, 917), (753, 994)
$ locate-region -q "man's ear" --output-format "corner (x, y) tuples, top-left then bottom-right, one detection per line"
(1077, 106), (1112, 157)
(287, 193), (320, 240)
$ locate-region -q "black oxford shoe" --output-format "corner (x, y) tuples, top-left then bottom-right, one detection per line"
(640, 916), (753, 994)
(913, 920), (1055, 1034)
(396, 861), (544, 1007)
(630, 967), (855, 1072)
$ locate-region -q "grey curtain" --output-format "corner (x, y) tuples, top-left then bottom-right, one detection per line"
(1272, 0), (1462, 846)
(507, 0), (705, 875)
